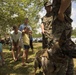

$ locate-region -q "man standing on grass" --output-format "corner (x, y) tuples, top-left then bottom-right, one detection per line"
(52, 0), (74, 75)
(10, 25), (22, 61)
(41, 1), (53, 49)
(19, 18), (34, 53)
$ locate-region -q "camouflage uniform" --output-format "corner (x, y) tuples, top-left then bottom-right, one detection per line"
(42, 13), (53, 49)
(52, 0), (74, 75)
(34, 44), (70, 75)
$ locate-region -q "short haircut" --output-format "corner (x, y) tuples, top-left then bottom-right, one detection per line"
(13, 25), (18, 30)
(24, 18), (28, 21)
(24, 27), (27, 30)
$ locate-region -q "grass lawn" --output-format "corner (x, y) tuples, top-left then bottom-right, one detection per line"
(0, 43), (76, 75)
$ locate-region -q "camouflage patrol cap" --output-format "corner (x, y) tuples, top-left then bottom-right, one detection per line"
(44, 1), (52, 7)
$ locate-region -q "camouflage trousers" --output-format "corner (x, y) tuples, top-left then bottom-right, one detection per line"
(42, 33), (48, 49)
(52, 58), (73, 75)
(42, 32), (53, 49)
(52, 18), (74, 75)
(52, 18), (72, 40)
(41, 57), (69, 75)
(35, 49), (69, 75)
(35, 50), (71, 75)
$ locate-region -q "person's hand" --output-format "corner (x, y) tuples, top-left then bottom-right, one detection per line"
(58, 11), (64, 21)
(17, 44), (19, 48)
(42, 29), (45, 34)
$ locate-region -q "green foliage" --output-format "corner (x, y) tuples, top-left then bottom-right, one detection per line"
(0, 0), (44, 34)
(72, 28), (76, 37)
(33, 33), (42, 38)
(0, 0), (76, 36)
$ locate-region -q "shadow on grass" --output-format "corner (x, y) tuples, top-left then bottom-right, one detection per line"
(1, 43), (76, 75)
(0, 43), (44, 75)
(1, 54), (76, 74)
(0, 52), (35, 75)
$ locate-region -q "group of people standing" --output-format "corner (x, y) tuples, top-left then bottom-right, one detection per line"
(10, 18), (33, 66)
(0, 0), (75, 74)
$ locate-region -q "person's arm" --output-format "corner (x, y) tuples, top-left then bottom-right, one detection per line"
(58, 0), (71, 21)
(27, 25), (32, 36)
(41, 23), (44, 34)
(29, 30), (32, 35)
(18, 31), (22, 42)
(10, 33), (13, 43)
(10, 32), (15, 45)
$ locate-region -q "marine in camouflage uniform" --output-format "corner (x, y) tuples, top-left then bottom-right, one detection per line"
(52, 0), (74, 75)
(41, 1), (53, 49)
